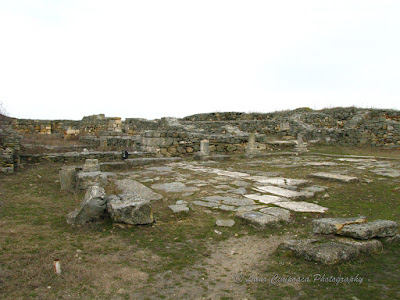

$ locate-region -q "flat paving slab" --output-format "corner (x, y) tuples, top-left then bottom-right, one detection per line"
(274, 201), (328, 213)
(254, 185), (314, 199)
(244, 194), (287, 204)
(310, 172), (359, 183)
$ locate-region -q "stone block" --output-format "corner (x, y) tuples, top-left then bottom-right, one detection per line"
(236, 211), (279, 228)
(312, 217), (368, 235)
(76, 171), (108, 190)
(107, 194), (154, 225)
(280, 239), (360, 265)
(66, 186), (107, 225)
(82, 159), (100, 172)
(59, 166), (77, 191)
(339, 220), (398, 240)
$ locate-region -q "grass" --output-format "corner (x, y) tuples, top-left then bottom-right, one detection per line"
(1, 145), (399, 299)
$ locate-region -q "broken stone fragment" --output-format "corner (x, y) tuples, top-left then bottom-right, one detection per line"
(339, 220), (398, 240)
(66, 186), (107, 225)
(312, 217), (368, 235)
(168, 204), (189, 213)
(259, 207), (291, 222)
(310, 172), (358, 183)
(76, 171), (108, 190)
(280, 239), (360, 265)
(106, 194), (154, 225)
(216, 219), (235, 227)
(236, 211), (279, 228)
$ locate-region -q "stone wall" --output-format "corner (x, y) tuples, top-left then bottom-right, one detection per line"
(10, 107), (400, 160)
(0, 115), (21, 173)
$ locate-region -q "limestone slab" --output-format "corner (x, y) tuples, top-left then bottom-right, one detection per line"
(216, 219), (235, 227)
(310, 172), (358, 183)
(339, 220), (398, 240)
(312, 217), (368, 235)
(244, 194), (286, 204)
(236, 211), (279, 228)
(151, 182), (200, 193)
(254, 185), (314, 199)
(259, 207), (291, 222)
(168, 204), (189, 213)
(250, 176), (309, 186)
(116, 179), (163, 201)
(274, 201), (328, 213)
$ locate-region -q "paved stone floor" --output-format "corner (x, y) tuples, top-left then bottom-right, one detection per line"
(112, 154), (400, 225)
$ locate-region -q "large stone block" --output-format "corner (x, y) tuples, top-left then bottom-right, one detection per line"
(106, 194), (154, 225)
(66, 186), (107, 225)
(339, 220), (397, 240)
(59, 166), (77, 191)
(82, 159), (100, 172)
(312, 217), (368, 235)
(76, 171), (108, 190)
(280, 239), (360, 265)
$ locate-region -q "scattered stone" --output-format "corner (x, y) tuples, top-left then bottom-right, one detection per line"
(218, 205), (236, 211)
(250, 176), (309, 186)
(312, 217), (368, 235)
(232, 180), (251, 187)
(303, 185), (327, 193)
(274, 201), (328, 213)
(216, 219), (235, 227)
(236, 211), (279, 228)
(371, 169), (400, 178)
(254, 185), (314, 199)
(66, 186), (107, 225)
(244, 194), (286, 204)
(176, 200), (188, 205)
(259, 207), (291, 222)
(339, 220), (397, 240)
(168, 204), (189, 213)
(280, 239), (360, 265)
(116, 179), (163, 201)
(106, 194), (154, 225)
(151, 182), (200, 193)
(310, 172), (358, 183)
(193, 201), (219, 208)
(227, 187), (247, 195)
(214, 230), (222, 235)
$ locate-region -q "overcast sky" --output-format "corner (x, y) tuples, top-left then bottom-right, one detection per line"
(1, 1), (399, 120)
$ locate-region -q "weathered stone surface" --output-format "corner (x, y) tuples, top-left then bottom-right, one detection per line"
(193, 200), (219, 208)
(76, 171), (108, 190)
(151, 182), (200, 193)
(106, 194), (153, 225)
(244, 194), (286, 204)
(335, 237), (383, 253)
(254, 186), (314, 199)
(66, 186), (106, 225)
(339, 220), (398, 240)
(218, 204), (236, 211)
(116, 179), (162, 201)
(82, 159), (100, 172)
(216, 219), (235, 227)
(310, 172), (358, 183)
(377, 234), (400, 244)
(259, 207), (291, 222)
(312, 217), (368, 235)
(274, 201), (328, 213)
(280, 239), (360, 265)
(59, 166), (77, 191)
(250, 176), (309, 186)
(168, 204), (189, 213)
(236, 211), (279, 228)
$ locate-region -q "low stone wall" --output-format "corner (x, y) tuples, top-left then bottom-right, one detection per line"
(0, 115), (21, 173)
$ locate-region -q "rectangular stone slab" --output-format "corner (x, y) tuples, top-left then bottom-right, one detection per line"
(254, 186), (314, 199)
(236, 211), (279, 228)
(274, 201), (328, 213)
(339, 220), (398, 240)
(310, 172), (358, 183)
(250, 176), (309, 186)
(312, 217), (368, 235)
(244, 194), (287, 204)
